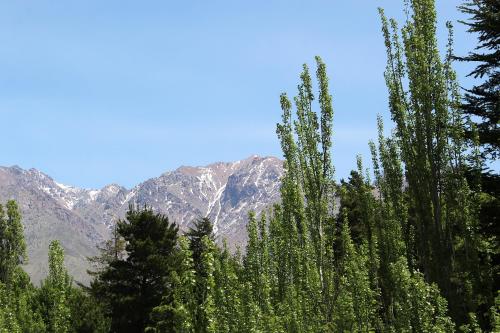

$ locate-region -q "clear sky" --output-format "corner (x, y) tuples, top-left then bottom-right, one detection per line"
(0, 0), (477, 189)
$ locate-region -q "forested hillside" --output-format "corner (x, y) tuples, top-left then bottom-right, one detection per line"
(0, 0), (498, 332)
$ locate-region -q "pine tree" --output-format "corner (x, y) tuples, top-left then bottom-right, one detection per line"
(67, 287), (111, 333)
(456, 1), (500, 327)
(88, 222), (126, 275)
(89, 206), (179, 333)
(456, 0), (499, 160)
(186, 218), (214, 275)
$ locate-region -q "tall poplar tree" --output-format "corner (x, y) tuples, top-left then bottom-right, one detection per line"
(276, 56), (335, 330)
(378, 0), (491, 327)
(0, 200), (45, 333)
(39, 241), (72, 333)
(213, 241), (243, 333)
(0, 200), (27, 284)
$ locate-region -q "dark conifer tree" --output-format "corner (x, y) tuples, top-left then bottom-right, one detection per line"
(186, 217), (214, 275)
(456, 0), (499, 160)
(67, 287), (111, 333)
(90, 206), (179, 333)
(186, 217), (217, 333)
(457, 2), (500, 326)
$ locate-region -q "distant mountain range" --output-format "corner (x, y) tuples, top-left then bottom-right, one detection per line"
(0, 155), (283, 284)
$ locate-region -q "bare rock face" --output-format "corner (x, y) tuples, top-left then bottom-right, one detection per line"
(0, 155), (283, 284)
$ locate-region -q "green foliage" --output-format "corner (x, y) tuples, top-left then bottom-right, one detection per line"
(88, 223), (126, 275)
(329, 215), (378, 332)
(39, 240), (72, 333)
(186, 218), (217, 333)
(456, 0), (499, 160)
(386, 258), (454, 332)
(0, 283), (22, 333)
(490, 292), (500, 332)
(0, 270), (46, 333)
(275, 56), (336, 332)
(0, 201), (46, 333)
(148, 220), (221, 333)
(0, 200), (27, 284)
(67, 287), (111, 333)
(187, 218), (214, 269)
(89, 206), (179, 332)
(198, 236), (217, 333)
(457, 1), (500, 328)
(2, 1), (497, 332)
(0, 201), (108, 333)
(377, 0), (496, 328)
(148, 236), (195, 333)
(213, 242), (243, 333)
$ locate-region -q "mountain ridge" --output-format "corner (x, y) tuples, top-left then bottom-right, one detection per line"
(0, 155), (283, 284)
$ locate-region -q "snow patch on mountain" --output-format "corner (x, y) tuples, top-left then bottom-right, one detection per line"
(0, 155), (284, 282)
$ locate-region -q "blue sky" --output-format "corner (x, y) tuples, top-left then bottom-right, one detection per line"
(0, 0), (477, 189)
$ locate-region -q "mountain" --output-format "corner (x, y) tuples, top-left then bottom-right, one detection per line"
(0, 155), (283, 284)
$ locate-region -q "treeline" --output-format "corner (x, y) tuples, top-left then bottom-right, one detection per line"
(1, 0), (499, 332)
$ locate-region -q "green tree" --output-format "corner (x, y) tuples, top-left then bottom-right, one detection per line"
(90, 206), (179, 333)
(0, 269), (46, 333)
(148, 236), (195, 333)
(39, 240), (72, 333)
(456, 0), (499, 160)
(0, 283), (22, 333)
(378, 0), (487, 326)
(67, 287), (110, 333)
(242, 212), (279, 332)
(0, 200), (27, 284)
(186, 218), (218, 333)
(329, 213), (378, 332)
(457, 1), (500, 327)
(187, 218), (214, 270)
(198, 236), (217, 333)
(88, 222), (126, 275)
(369, 117), (458, 331)
(276, 56), (335, 331)
(213, 241), (243, 333)
(0, 200), (45, 333)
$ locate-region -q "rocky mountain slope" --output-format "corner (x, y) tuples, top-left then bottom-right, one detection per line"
(0, 155), (283, 284)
